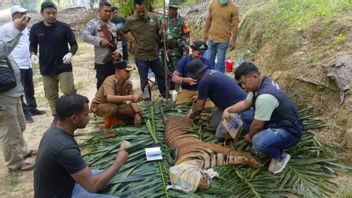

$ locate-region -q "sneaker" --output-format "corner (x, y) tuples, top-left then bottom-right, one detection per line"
(25, 114), (34, 123)
(269, 153), (291, 174)
(30, 108), (46, 116)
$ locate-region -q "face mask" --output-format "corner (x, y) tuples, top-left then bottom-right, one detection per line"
(219, 0), (228, 6)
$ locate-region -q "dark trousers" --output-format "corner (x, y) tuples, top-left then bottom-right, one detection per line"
(135, 58), (166, 97)
(95, 61), (115, 90)
(122, 44), (128, 61)
(20, 69), (37, 116)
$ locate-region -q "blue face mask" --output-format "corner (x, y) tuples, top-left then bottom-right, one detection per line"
(219, 0), (228, 6)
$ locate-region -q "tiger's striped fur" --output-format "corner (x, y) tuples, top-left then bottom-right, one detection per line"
(165, 116), (260, 169)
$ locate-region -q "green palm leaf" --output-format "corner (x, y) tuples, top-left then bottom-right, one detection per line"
(81, 101), (352, 198)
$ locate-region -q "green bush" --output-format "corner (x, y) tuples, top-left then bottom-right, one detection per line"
(249, 0), (352, 33)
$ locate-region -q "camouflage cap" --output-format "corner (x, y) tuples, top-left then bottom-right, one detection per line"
(168, 0), (180, 8)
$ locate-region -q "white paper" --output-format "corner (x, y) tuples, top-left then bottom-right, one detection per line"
(145, 147), (163, 161)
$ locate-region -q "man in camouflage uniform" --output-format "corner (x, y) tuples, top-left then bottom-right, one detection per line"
(160, 0), (190, 89)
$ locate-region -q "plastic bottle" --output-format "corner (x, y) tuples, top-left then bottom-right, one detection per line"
(225, 57), (234, 73)
(172, 90), (178, 102)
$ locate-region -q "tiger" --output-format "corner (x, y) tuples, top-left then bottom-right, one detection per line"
(164, 115), (260, 169)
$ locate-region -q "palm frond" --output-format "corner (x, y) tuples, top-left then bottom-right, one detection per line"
(81, 101), (352, 198)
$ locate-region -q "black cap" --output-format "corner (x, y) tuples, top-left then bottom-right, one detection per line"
(187, 59), (208, 78)
(190, 40), (208, 54)
(114, 61), (135, 71)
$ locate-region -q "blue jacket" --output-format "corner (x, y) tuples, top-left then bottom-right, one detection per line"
(253, 77), (304, 139)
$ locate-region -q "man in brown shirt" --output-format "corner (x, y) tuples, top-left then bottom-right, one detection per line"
(91, 61), (143, 129)
(122, 0), (167, 98)
(203, 0), (240, 73)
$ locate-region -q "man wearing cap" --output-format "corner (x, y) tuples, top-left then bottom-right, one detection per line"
(172, 40), (212, 105)
(83, 2), (122, 90)
(204, 0), (240, 73)
(160, 0), (190, 87)
(91, 61), (143, 129)
(185, 59), (254, 138)
(30, 1), (78, 116)
(122, 0), (167, 98)
(0, 13), (35, 172)
(222, 62), (304, 174)
(0, 5), (46, 123)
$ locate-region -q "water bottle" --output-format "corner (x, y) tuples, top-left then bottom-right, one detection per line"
(171, 90), (177, 102)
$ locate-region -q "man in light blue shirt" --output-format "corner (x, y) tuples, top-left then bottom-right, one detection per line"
(0, 13), (35, 172)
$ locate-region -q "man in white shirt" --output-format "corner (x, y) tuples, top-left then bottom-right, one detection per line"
(0, 5), (46, 123)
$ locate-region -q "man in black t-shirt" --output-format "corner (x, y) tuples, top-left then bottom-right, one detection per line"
(34, 94), (128, 198)
(29, 2), (78, 116)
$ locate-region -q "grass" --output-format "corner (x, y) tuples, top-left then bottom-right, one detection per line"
(230, 0), (352, 66)
(340, 186), (352, 198)
(4, 173), (19, 188)
(249, 0), (352, 33)
(329, 33), (347, 49)
(153, 0), (199, 10)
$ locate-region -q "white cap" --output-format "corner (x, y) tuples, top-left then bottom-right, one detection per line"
(11, 5), (27, 15)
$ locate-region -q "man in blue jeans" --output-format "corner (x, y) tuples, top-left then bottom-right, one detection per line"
(122, 0), (167, 98)
(34, 94), (128, 197)
(204, 0), (240, 73)
(223, 62), (304, 174)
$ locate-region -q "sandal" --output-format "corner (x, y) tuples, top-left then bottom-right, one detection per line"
(8, 162), (35, 173)
(24, 149), (37, 159)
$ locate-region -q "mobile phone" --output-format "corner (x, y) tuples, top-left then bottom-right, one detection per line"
(26, 16), (31, 22)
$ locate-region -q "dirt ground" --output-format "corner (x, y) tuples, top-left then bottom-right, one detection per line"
(0, 41), (143, 198)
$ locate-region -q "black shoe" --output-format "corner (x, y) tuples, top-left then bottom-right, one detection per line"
(30, 108), (46, 116)
(25, 114), (34, 123)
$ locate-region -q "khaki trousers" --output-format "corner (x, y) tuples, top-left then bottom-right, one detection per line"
(176, 89), (214, 109)
(90, 102), (134, 119)
(0, 95), (29, 170)
(43, 72), (76, 115)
